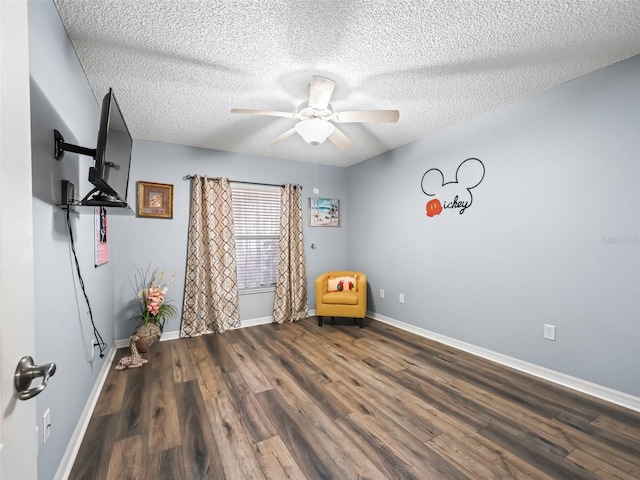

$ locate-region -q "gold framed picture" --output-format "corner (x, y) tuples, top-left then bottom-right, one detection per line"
(136, 181), (173, 219)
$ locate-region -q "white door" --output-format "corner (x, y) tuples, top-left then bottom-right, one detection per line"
(0, 1), (38, 479)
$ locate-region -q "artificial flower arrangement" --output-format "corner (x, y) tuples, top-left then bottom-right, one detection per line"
(132, 265), (177, 331)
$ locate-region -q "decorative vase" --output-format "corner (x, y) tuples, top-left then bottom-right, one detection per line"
(133, 323), (162, 353)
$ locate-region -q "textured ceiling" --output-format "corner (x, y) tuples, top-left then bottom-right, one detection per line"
(52, 0), (640, 167)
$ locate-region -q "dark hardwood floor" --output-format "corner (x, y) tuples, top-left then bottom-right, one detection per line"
(69, 318), (640, 479)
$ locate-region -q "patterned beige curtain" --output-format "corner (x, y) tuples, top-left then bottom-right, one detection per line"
(181, 176), (240, 336)
(273, 184), (308, 323)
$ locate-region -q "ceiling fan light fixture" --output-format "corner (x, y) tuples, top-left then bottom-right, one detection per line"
(295, 119), (335, 146)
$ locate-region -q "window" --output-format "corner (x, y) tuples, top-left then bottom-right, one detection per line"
(232, 185), (280, 292)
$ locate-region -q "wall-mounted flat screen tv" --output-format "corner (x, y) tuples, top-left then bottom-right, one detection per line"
(83, 88), (132, 207)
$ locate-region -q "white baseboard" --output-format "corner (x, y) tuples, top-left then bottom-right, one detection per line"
(115, 310), (318, 345)
(114, 329), (180, 348)
(367, 311), (640, 413)
(234, 310), (317, 329)
(235, 316), (274, 329)
(54, 345), (117, 480)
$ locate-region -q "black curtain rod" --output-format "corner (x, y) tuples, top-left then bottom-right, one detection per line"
(183, 175), (301, 189)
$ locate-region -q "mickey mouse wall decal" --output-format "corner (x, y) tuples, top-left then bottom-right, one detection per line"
(421, 158), (485, 217)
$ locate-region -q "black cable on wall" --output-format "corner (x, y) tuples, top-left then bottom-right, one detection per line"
(66, 209), (107, 358)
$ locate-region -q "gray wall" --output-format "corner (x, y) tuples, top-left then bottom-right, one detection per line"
(111, 140), (349, 339)
(347, 54), (640, 397)
(29, 1), (115, 479)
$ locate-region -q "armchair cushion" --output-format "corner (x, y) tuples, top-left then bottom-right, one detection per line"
(322, 291), (359, 305)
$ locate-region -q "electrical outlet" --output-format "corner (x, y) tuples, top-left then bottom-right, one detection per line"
(544, 324), (556, 341)
(399, 293), (405, 303)
(379, 289), (384, 299)
(42, 408), (51, 444)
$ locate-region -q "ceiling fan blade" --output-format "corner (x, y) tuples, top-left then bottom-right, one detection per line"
(331, 110), (400, 123)
(268, 127), (297, 146)
(308, 76), (336, 111)
(327, 127), (353, 151)
(231, 108), (298, 119)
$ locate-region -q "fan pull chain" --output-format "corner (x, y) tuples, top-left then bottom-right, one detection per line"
(313, 150), (319, 194)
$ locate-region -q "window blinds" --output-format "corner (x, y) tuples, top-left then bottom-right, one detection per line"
(231, 187), (280, 290)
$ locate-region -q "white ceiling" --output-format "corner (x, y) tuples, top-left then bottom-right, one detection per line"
(52, 0), (640, 167)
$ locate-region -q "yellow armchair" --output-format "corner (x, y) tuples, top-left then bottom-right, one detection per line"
(315, 271), (367, 327)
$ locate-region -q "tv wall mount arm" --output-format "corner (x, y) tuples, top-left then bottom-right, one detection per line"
(53, 129), (96, 160)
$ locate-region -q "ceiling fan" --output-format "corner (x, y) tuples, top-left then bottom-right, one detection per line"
(231, 75), (400, 151)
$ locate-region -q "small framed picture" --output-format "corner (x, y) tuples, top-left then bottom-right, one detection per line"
(309, 197), (340, 227)
(95, 207), (108, 266)
(136, 181), (173, 219)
